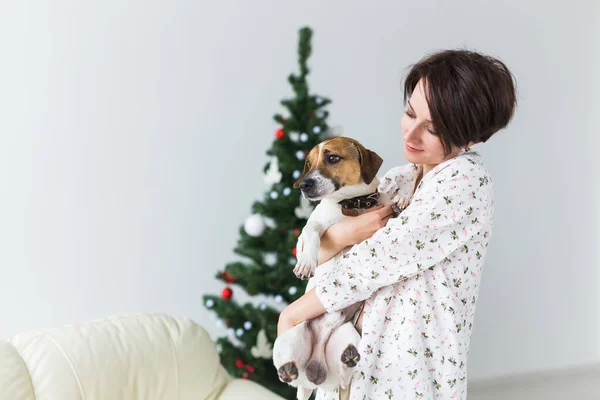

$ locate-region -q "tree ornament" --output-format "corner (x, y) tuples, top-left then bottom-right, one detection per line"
(264, 252), (277, 266)
(246, 365), (255, 373)
(221, 287), (233, 300)
(263, 217), (276, 228)
(263, 157), (282, 185)
(283, 187), (291, 196)
(296, 150), (305, 160)
(235, 359), (244, 368)
(270, 191), (279, 199)
(244, 321), (253, 330)
(244, 214), (265, 237)
(289, 286), (298, 295)
(275, 128), (284, 139)
(251, 329), (274, 359)
(315, 96), (323, 105)
(236, 328), (244, 337)
(290, 132), (300, 142)
(313, 126), (321, 134)
(274, 295), (283, 303)
(221, 271), (236, 284)
(292, 170), (301, 179)
(205, 299), (215, 308)
(300, 133), (309, 142)
(294, 228), (300, 237)
(292, 248), (297, 257)
(259, 303), (267, 311)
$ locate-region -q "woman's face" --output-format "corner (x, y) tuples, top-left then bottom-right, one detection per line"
(401, 79), (461, 170)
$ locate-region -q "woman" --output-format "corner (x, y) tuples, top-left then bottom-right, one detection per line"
(278, 49), (517, 399)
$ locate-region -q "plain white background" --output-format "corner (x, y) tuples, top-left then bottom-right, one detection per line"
(0, 0), (598, 382)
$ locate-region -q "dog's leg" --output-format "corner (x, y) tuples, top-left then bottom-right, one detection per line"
(273, 322), (312, 384)
(325, 322), (361, 390)
(294, 220), (324, 280)
(296, 387), (313, 400)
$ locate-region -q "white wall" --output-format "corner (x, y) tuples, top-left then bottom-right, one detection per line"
(0, 0), (598, 382)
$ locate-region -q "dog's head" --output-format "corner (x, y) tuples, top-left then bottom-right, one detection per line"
(293, 137), (383, 201)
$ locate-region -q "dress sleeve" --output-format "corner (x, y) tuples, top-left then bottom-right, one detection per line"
(315, 162), (492, 313)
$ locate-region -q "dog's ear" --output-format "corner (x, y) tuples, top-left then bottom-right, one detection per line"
(355, 143), (383, 185)
(293, 156), (311, 189)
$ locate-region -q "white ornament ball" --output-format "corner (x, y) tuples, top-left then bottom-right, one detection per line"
(244, 321), (253, 330)
(236, 328), (244, 337)
(205, 299), (215, 308)
(289, 286), (298, 295)
(283, 187), (291, 196)
(274, 295), (284, 303)
(244, 214), (265, 237)
(260, 303), (267, 311)
(316, 96), (323, 105)
(270, 191), (279, 199)
(313, 126), (321, 134)
(289, 257), (296, 265)
(317, 111), (325, 118)
(300, 133), (309, 142)
(296, 150), (305, 160)
(292, 170), (301, 179)
(290, 132), (300, 142)
(264, 252), (277, 266)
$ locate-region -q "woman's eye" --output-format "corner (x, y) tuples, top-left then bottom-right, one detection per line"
(328, 155), (341, 164)
(405, 110), (415, 118)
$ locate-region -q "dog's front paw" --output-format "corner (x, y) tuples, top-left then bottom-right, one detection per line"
(278, 361), (299, 383)
(390, 196), (411, 217)
(293, 232), (319, 280)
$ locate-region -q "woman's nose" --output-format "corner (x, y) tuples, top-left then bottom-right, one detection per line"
(404, 123), (420, 142)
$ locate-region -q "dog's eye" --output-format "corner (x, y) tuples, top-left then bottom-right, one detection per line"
(327, 155), (341, 164)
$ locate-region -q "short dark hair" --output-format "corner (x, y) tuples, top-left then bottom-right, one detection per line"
(403, 49), (517, 155)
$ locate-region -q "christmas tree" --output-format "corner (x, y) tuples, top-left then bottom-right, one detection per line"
(202, 27), (332, 399)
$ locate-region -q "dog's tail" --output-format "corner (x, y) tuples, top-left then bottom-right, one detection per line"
(305, 355), (328, 385)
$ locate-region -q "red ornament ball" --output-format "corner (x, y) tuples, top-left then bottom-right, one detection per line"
(235, 359), (244, 368)
(275, 128), (284, 139)
(292, 248), (297, 257)
(221, 287), (233, 300)
(294, 228), (300, 237)
(246, 365), (255, 373)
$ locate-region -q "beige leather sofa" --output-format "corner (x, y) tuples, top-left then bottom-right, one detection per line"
(0, 313), (283, 399)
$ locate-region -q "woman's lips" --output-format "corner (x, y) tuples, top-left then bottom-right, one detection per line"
(405, 143), (423, 152)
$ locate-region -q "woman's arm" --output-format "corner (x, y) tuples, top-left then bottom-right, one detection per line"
(278, 205), (395, 336)
(277, 288), (325, 336)
(317, 205), (393, 265)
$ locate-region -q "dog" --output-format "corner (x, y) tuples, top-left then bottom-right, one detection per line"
(273, 137), (409, 400)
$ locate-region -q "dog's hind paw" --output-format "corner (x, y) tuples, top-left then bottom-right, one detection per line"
(341, 344), (361, 368)
(278, 361), (299, 383)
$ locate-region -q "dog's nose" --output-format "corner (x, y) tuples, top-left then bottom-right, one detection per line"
(300, 178), (315, 191)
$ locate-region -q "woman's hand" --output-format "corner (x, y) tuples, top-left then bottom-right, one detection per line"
(332, 204), (396, 247)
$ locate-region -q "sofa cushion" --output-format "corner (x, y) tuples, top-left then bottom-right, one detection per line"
(9, 313), (229, 400)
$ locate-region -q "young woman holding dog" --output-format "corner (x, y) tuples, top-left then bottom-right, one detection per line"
(278, 49), (517, 399)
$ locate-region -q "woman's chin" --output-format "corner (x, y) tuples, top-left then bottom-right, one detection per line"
(404, 150), (422, 164)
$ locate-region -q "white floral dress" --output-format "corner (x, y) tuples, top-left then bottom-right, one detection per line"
(314, 150), (494, 400)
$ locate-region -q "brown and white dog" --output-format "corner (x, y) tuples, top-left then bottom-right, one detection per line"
(273, 137), (409, 400)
